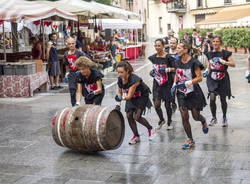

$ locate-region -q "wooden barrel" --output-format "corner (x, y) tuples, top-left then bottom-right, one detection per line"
(52, 105), (125, 153)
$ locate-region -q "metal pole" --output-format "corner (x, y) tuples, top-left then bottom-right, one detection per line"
(134, 29), (136, 61)
(42, 20), (45, 61)
(3, 21), (7, 62)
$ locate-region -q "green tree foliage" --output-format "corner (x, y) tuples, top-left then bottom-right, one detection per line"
(215, 28), (250, 48)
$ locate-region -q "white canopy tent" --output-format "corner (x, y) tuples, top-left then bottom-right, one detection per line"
(90, 1), (139, 20)
(98, 19), (142, 30)
(0, 0), (77, 62)
(237, 16), (250, 27)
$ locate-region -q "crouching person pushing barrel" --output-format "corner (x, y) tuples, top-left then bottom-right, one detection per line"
(75, 56), (105, 106)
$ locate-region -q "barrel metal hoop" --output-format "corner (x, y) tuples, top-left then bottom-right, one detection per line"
(96, 107), (108, 151)
(57, 108), (69, 147)
(81, 107), (93, 150)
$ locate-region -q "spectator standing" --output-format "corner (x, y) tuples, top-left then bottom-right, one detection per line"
(47, 33), (62, 90)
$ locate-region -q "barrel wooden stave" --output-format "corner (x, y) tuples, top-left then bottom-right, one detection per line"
(52, 105), (125, 153)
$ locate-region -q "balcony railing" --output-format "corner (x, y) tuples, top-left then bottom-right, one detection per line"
(167, 0), (186, 13)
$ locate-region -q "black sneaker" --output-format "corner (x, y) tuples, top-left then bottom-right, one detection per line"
(56, 86), (63, 89)
(51, 86), (56, 90)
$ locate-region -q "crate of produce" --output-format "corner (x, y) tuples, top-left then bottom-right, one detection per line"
(15, 62), (36, 75)
(19, 59), (42, 73)
(3, 64), (16, 75)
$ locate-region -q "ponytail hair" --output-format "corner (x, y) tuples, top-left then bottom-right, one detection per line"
(117, 61), (134, 75)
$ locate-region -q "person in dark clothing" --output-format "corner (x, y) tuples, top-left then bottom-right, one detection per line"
(166, 37), (180, 114)
(149, 39), (176, 130)
(63, 37), (86, 106)
(72, 33), (83, 51)
(108, 37), (118, 71)
(163, 30), (173, 51)
(203, 36), (236, 127)
(75, 56), (105, 105)
(30, 37), (43, 60)
(115, 61), (155, 145)
(47, 33), (61, 90)
(172, 40), (208, 149)
(189, 29), (197, 48)
(181, 32), (189, 43)
(203, 33), (214, 55)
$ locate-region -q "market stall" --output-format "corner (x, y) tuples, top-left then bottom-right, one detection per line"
(0, 0), (77, 97)
(98, 18), (143, 60)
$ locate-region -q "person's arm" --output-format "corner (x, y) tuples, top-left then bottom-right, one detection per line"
(123, 82), (140, 100)
(46, 43), (51, 62)
(220, 55), (236, 67)
(193, 67), (203, 84)
(37, 43), (42, 60)
(117, 87), (122, 97)
(76, 83), (83, 105)
(94, 80), (102, 95)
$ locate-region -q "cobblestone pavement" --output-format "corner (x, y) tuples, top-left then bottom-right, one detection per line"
(0, 45), (250, 184)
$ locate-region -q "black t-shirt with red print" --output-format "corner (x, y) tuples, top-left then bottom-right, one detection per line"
(206, 49), (232, 81)
(117, 74), (150, 98)
(174, 57), (204, 95)
(63, 49), (85, 72)
(76, 69), (104, 97)
(148, 53), (175, 86)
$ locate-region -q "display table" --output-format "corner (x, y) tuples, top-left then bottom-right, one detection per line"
(122, 45), (141, 60)
(0, 71), (49, 97)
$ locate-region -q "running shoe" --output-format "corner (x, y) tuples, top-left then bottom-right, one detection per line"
(156, 120), (165, 130)
(166, 121), (173, 130)
(201, 121), (209, 134)
(182, 138), (195, 149)
(171, 102), (177, 113)
(128, 136), (140, 145)
(222, 117), (228, 127)
(208, 117), (217, 126)
(148, 129), (156, 141)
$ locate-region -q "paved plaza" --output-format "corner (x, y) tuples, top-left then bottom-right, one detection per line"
(0, 47), (250, 184)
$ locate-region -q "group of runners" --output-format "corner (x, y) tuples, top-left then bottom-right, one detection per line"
(63, 34), (236, 149)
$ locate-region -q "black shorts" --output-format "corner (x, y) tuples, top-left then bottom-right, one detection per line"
(207, 72), (231, 98)
(125, 95), (153, 114)
(177, 85), (206, 111)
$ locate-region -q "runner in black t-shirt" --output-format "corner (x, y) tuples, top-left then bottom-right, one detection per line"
(115, 61), (155, 145)
(172, 40), (208, 149)
(149, 39), (175, 131)
(63, 37), (86, 106)
(75, 56), (105, 105)
(166, 37), (180, 114)
(203, 36), (236, 127)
